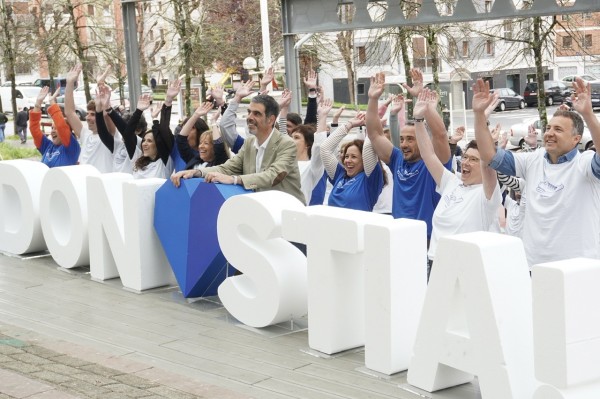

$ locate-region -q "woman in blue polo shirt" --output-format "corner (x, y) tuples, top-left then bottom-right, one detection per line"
(320, 112), (385, 212)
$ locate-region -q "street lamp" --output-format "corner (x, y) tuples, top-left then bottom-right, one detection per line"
(242, 57), (258, 71)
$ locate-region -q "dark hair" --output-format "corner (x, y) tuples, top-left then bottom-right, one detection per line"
(87, 100), (96, 112)
(291, 124), (316, 158)
(287, 112), (302, 126)
(180, 116), (210, 147)
(465, 139), (478, 152)
(552, 109), (584, 136)
(134, 131), (156, 171)
(252, 94), (279, 122)
(122, 112), (148, 135)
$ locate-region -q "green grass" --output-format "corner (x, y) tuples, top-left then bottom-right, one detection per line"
(0, 142), (40, 160)
(6, 134), (20, 141)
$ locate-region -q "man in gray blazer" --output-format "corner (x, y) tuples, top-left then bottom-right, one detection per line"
(192, 90), (305, 205)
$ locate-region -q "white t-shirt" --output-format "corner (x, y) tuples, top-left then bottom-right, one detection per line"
(504, 191), (526, 238)
(133, 156), (174, 180)
(298, 132), (326, 205)
(112, 132), (141, 174)
(428, 169), (502, 260)
(514, 149), (600, 267)
(373, 162), (393, 214)
(78, 126), (114, 173)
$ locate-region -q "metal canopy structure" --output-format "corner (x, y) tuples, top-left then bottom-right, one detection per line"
(280, 0), (600, 112)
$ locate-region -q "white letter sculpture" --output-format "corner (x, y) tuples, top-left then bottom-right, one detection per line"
(282, 205), (391, 355)
(0, 160), (48, 254)
(217, 191), (307, 328)
(87, 174), (175, 291)
(407, 232), (536, 399)
(533, 257), (600, 399)
(40, 165), (100, 268)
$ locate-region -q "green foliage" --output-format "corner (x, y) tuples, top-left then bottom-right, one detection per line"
(0, 143), (40, 160)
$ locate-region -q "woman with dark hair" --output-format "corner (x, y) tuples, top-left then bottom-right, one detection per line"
(291, 123), (325, 204)
(170, 102), (231, 187)
(320, 111), (384, 212)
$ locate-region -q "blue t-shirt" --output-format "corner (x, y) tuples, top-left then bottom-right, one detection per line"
(389, 147), (452, 238)
(309, 172), (327, 205)
(39, 134), (81, 168)
(328, 163), (384, 212)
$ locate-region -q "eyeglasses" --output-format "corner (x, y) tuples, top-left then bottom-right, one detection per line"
(461, 155), (481, 164)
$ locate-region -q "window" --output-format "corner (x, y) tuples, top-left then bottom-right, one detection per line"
(584, 34), (592, 48)
(562, 36), (572, 49)
(105, 30), (112, 41)
(448, 40), (457, 58)
(561, 15), (569, 21)
(149, 30), (154, 41)
(357, 83), (365, 95)
(103, 5), (110, 16)
(484, 0), (492, 12)
(90, 30), (97, 42)
(462, 41), (469, 57)
(357, 46), (366, 64)
(87, 4), (94, 15)
(485, 40), (494, 55)
(157, 1), (162, 11)
(160, 29), (165, 41)
(161, 56), (166, 65)
(503, 21), (513, 40)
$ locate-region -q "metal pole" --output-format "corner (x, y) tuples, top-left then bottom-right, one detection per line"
(260, 0), (272, 69)
(121, 0), (141, 110)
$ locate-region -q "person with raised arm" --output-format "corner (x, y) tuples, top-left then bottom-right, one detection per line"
(366, 71), (452, 243)
(64, 64), (113, 173)
(320, 110), (384, 212)
(473, 77), (600, 267)
(413, 89), (501, 278)
(30, 87), (80, 167)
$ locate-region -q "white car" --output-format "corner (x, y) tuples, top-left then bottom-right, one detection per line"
(562, 74), (600, 83)
(510, 117), (594, 151)
(73, 83), (128, 109)
(0, 85), (39, 113)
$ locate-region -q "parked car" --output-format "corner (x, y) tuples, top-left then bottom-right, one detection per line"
(121, 83), (153, 99)
(562, 74), (599, 83)
(55, 96), (87, 121)
(509, 116), (595, 151)
(509, 117), (543, 149)
(523, 81), (571, 106)
(489, 88), (525, 111)
(0, 85), (40, 113)
(32, 77), (68, 95)
(565, 83), (600, 110)
(73, 83), (127, 109)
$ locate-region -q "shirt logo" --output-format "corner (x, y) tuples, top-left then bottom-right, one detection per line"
(397, 168), (419, 181)
(443, 189), (464, 206)
(535, 180), (564, 198)
(46, 150), (61, 161)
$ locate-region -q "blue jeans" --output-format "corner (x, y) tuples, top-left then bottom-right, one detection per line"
(16, 126), (27, 143)
(0, 124), (5, 143)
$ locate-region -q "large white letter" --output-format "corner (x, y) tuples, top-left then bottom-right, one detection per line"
(364, 218), (427, 375)
(217, 191), (307, 328)
(40, 165), (100, 268)
(533, 258), (600, 398)
(87, 174), (174, 290)
(407, 232), (535, 399)
(282, 205), (390, 355)
(0, 160), (48, 254)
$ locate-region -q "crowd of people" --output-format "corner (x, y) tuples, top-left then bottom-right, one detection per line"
(25, 64), (600, 277)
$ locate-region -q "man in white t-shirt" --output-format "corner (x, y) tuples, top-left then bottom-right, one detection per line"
(473, 78), (600, 267)
(64, 64), (114, 173)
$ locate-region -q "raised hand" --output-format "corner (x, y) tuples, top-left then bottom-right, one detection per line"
(137, 93), (152, 111)
(209, 84), (224, 106)
(471, 79), (498, 113)
(318, 97), (333, 118)
(498, 130), (508, 149)
(450, 126), (465, 144)
(151, 101), (162, 119)
(484, 96), (501, 119)
(412, 89), (429, 118)
(35, 86), (50, 108)
(303, 69), (317, 90)
(490, 122), (502, 143)
(194, 101), (214, 117)
(278, 88), (292, 109)
(95, 84), (112, 110)
(259, 67), (274, 90)
(49, 87), (61, 105)
(235, 80), (256, 101)
(166, 79), (182, 102)
(348, 111), (366, 128)
(524, 124), (538, 148)
(571, 77), (592, 115)
(332, 105), (345, 123)
(97, 65), (111, 86)
(423, 89), (440, 114)
(390, 94), (407, 115)
(67, 64), (82, 84)
(402, 68), (424, 98)
(368, 72), (386, 100)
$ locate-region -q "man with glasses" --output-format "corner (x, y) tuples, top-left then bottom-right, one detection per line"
(473, 77), (600, 268)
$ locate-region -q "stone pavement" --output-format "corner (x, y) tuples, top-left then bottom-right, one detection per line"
(0, 330), (242, 399)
